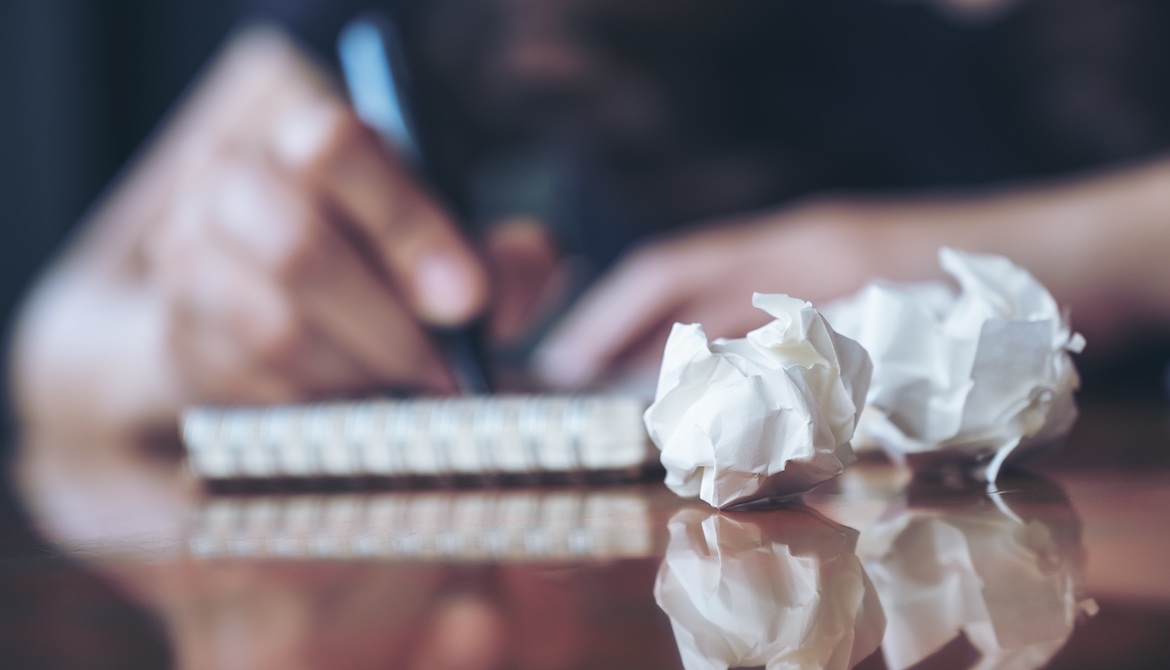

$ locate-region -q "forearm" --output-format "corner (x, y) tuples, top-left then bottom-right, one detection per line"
(825, 158), (1170, 348)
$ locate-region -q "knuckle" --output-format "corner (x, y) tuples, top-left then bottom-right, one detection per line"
(248, 301), (307, 367)
(268, 213), (329, 286)
(275, 97), (368, 177)
(148, 192), (214, 271)
(153, 242), (217, 307)
(145, 226), (192, 277)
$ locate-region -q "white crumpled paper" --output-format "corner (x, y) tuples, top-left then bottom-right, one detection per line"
(855, 480), (1095, 670)
(644, 294), (872, 509)
(654, 507), (886, 670)
(823, 248), (1084, 482)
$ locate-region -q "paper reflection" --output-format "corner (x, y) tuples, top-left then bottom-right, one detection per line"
(654, 506), (885, 670)
(855, 476), (1096, 670)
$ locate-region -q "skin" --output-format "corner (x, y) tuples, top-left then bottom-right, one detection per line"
(11, 25), (1170, 436)
(10, 28), (554, 435)
(534, 161), (1170, 388)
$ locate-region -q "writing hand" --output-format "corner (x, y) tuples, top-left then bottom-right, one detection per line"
(13, 27), (490, 431)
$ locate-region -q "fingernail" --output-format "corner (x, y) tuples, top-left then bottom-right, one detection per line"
(414, 254), (482, 325)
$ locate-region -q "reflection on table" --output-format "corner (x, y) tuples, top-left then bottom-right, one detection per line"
(847, 474), (1095, 669)
(11, 398), (1170, 669)
(190, 488), (655, 562)
(17, 437), (679, 669)
(654, 506), (884, 670)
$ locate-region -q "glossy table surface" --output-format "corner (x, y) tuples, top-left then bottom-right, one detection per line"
(4, 394), (1170, 670)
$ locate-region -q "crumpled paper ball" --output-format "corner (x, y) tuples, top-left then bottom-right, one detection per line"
(823, 248), (1084, 482)
(644, 294), (872, 509)
(654, 507), (886, 670)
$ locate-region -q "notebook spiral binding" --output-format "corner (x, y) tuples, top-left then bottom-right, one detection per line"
(183, 395), (653, 481)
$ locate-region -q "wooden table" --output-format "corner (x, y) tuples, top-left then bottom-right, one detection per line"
(4, 394), (1170, 669)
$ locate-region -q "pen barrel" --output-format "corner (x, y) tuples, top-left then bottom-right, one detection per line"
(340, 14), (494, 394)
(433, 321), (493, 395)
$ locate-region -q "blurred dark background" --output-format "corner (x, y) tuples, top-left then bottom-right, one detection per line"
(3, 0), (1170, 438)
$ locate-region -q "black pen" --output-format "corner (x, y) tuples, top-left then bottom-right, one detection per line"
(339, 15), (492, 395)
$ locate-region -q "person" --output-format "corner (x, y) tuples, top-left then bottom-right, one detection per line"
(9, 0), (1170, 435)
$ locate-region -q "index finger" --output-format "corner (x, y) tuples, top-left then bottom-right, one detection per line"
(272, 98), (490, 327)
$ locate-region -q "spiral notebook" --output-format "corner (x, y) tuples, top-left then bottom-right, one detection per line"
(183, 395), (655, 482)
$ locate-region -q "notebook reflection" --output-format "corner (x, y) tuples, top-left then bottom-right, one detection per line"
(178, 488), (675, 669)
(189, 487), (655, 562)
(854, 475), (1097, 669)
(654, 507), (886, 670)
(21, 450), (677, 670)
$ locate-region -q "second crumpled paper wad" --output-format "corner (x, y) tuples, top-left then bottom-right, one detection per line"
(823, 248), (1085, 482)
(654, 507), (886, 670)
(644, 294), (872, 509)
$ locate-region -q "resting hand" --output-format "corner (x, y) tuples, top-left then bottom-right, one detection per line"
(533, 202), (898, 388)
(535, 168), (1170, 390)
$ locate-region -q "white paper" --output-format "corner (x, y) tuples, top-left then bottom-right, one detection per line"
(644, 294), (872, 509)
(856, 486), (1095, 669)
(823, 248), (1084, 482)
(654, 507), (886, 670)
